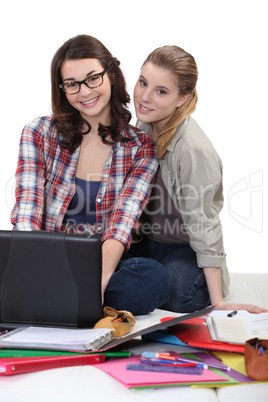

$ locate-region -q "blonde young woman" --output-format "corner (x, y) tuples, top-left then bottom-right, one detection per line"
(131, 45), (267, 314)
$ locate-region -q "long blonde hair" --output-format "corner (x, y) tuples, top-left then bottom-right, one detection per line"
(143, 46), (198, 158)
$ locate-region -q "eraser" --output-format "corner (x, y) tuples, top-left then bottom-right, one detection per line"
(141, 351), (155, 358)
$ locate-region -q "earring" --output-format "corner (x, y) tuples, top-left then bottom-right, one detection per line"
(177, 104), (180, 107)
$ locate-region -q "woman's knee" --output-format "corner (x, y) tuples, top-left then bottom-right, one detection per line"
(122, 257), (170, 299)
(104, 257), (170, 315)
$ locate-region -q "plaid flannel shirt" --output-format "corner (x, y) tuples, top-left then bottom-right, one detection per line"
(11, 117), (158, 250)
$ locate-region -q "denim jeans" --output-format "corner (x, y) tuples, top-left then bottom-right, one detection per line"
(104, 257), (171, 315)
(128, 238), (211, 313)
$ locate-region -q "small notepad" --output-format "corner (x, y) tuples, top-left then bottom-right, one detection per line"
(0, 326), (114, 351)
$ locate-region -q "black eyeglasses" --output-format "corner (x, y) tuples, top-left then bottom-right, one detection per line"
(59, 63), (112, 95)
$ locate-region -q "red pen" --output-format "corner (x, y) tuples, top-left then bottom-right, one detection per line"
(141, 352), (208, 369)
(156, 353), (183, 361)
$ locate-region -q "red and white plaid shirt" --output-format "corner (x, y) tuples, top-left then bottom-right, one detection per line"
(11, 117), (158, 249)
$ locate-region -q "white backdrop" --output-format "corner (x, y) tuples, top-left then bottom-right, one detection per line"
(1, 0), (267, 273)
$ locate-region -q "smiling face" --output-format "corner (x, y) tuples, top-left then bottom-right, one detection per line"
(134, 62), (187, 135)
(61, 58), (112, 126)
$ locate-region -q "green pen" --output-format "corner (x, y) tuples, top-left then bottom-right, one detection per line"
(0, 349), (76, 358)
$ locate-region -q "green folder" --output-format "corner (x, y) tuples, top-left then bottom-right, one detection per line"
(0, 348), (130, 358)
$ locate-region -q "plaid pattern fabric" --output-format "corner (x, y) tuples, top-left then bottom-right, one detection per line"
(11, 117), (158, 249)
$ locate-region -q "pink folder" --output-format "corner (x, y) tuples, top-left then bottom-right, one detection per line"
(93, 355), (231, 388)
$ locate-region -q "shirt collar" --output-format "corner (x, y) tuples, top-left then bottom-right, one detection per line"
(136, 117), (189, 153)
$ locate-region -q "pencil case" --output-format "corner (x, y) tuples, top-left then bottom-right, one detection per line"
(244, 338), (268, 381)
(93, 306), (136, 338)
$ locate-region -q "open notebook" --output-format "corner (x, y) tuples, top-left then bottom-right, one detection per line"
(206, 310), (268, 344)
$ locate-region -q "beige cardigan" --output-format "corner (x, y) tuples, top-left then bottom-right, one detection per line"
(137, 116), (230, 298)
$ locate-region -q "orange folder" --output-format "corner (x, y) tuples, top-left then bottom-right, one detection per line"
(161, 317), (245, 353)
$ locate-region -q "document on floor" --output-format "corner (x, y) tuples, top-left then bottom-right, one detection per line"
(206, 311), (268, 344)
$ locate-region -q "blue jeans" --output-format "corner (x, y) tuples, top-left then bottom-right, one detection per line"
(128, 238), (210, 313)
(104, 257), (170, 315)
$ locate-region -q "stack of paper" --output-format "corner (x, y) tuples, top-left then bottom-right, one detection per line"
(0, 327), (114, 351)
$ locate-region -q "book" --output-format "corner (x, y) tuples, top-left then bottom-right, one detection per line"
(0, 327), (114, 351)
(206, 310), (268, 344)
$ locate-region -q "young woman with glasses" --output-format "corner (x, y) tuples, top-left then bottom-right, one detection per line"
(11, 35), (170, 315)
(130, 45), (267, 314)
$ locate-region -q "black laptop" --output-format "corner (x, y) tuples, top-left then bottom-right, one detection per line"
(0, 230), (103, 330)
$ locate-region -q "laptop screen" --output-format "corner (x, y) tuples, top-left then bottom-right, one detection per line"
(0, 231), (103, 330)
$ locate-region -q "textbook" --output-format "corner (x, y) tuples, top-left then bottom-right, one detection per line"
(0, 327), (114, 351)
(206, 310), (268, 344)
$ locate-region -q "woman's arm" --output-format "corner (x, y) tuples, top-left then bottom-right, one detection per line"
(178, 145), (226, 271)
(102, 130), (158, 250)
(204, 267), (268, 313)
(100, 131), (158, 300)
(101, 238), (125, 302)
(11, 119), (46, 230)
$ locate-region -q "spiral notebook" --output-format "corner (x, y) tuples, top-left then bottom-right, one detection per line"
(0, 326), (114, 351)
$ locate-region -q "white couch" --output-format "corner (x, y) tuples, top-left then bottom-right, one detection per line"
(1, 272), (268, 402)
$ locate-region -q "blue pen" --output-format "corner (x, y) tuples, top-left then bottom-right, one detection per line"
(140, 357), (198, 366)
(140, 356), (207, 369)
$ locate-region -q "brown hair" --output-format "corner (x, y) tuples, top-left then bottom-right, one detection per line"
(51, 34), (131, 153)
(143, 45), (198, 158)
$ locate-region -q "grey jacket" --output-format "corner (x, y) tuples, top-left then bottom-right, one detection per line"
(137, 117), (230, 297)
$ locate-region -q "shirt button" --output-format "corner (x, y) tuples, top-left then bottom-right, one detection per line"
(96, 198), (101, 203)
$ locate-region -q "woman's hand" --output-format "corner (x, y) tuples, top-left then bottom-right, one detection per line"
(215, 300), (268, 314)
(101, 271), (114, 305)
(203, 267), (268, 314)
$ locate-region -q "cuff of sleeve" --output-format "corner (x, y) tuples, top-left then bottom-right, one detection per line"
(101, 231), (131, 251)
(197, 253), (226, 268)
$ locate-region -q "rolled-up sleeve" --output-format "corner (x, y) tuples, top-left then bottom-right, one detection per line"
(177, 144), (226, 268)
(11, 120), (46, 230)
